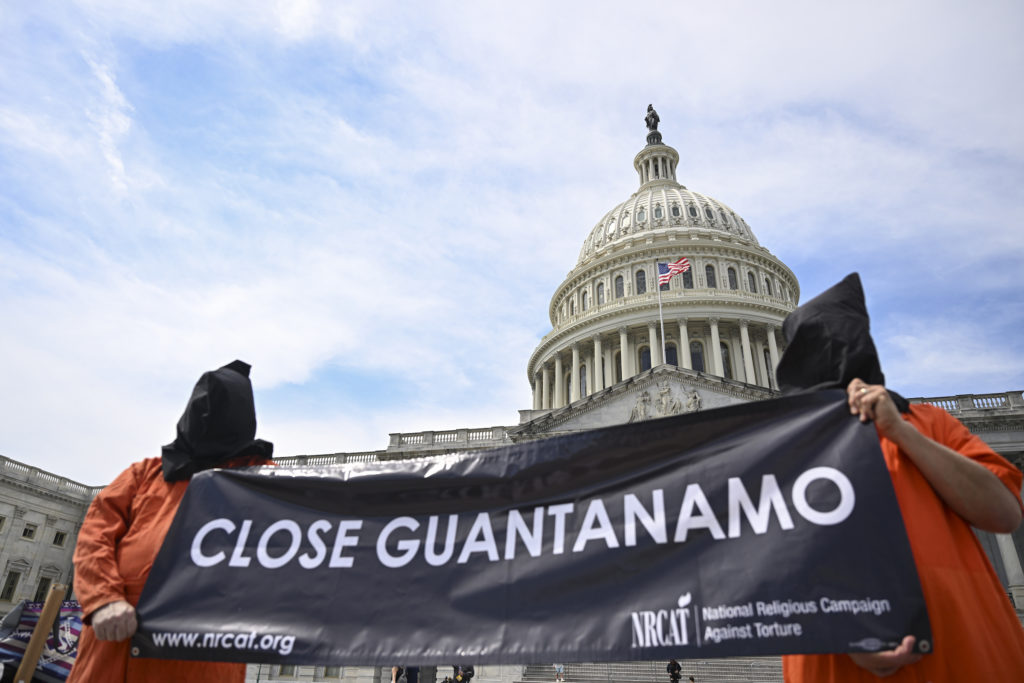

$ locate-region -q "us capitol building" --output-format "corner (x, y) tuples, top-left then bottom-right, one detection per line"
(2, 110), (1022, 683)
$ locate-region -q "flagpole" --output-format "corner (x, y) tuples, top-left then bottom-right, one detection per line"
(657, 263), (667, 366)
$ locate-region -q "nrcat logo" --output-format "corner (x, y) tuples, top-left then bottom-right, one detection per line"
(630, 593), (693, 648)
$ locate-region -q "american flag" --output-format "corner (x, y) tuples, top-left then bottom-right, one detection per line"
(657, 257), (691, 285)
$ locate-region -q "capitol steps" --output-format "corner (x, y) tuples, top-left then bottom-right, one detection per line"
(517, 659), (782, 683)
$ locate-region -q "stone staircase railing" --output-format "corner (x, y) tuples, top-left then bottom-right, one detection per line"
(518, 659), (782, 683)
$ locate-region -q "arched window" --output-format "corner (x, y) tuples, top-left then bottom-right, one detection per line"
(614, 352), (622, 383)
(635, 269), (647, 294)
(639, 346), (652, 372)
(748, 272), (757, 293)
(704, 207), (715, 220)
(615, 275), (624, 298)
(721, 342), (733, 379)
(666, 343), (678, 366)
(672, 205), (681, 217)
(637, 208), (646, 223)
(580, 365), (588, 397)
(581, 291), (589, 311)
(764, 278), (773, 296)
(728, 267), (738, 290)
(690, 341), (705, 373)
(682, 269), (693, 289)
(597, 282), (605, 305)
(654, 206), (663, 219)
(688, 205), (698, 218)
(705, 265), (717, 288)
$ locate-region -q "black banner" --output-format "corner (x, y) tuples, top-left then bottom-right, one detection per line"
(133, 390), (931, 665)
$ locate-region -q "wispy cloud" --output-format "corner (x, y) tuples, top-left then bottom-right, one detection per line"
(881, 314), (1024, 397)
(1, 0), (1022, 483)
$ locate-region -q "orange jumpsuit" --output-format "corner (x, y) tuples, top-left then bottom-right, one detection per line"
(783, 404), (1024, 681)
(70, 456), (267, 683)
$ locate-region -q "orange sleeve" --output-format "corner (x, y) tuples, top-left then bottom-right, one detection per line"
(924, 405), (1024, 512)
(72, 461), (144, 622)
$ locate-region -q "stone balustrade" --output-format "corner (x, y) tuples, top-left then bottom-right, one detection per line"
(388, 426), (509, 452)
(549, 288), (788, 337)
(0, 455), (103, 501)
(273, 452), (382, 467)
(271, 428), (511, 467)
(910, 390), (1024, 414)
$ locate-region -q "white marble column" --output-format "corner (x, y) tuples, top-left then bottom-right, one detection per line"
(709, 318), (724, 377)
(740, 320), (756, 385)
(996, 533), (1024, 609)
(619, 326), (629, 380)
(593, 335), (604, 392)
(533, 375), (542, 410)
(678, 318), (691, 370)
(541, 365), (551, 410)
(571, 344), (581, 403)
(755, 335), (771, 389)
(767, 325), (781, 388)
(729, 330), (742, 380)
(554, 355), (564, 408)
(587, 352), (594, 396)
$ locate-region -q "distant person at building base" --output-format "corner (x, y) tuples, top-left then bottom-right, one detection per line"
(666, 659), (681, 683)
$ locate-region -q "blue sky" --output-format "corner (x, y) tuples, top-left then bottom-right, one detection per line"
(2, 1), (1022, 485)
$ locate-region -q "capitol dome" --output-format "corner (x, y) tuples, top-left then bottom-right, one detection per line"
(578, 185), (759, 266)
(523, 111), (800, 423)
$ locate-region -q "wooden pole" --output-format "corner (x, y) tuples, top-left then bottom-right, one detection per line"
(15, 583), (67, 683)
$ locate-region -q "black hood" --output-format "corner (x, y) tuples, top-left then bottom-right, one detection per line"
(161, 360), (273, 482)
(776, 273), (908, 412)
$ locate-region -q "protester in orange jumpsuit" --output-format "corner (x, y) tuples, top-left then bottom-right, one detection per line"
(68, 360), (274, 683)
(776, 274), (1024, 680)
